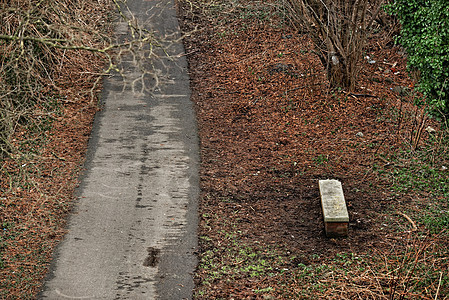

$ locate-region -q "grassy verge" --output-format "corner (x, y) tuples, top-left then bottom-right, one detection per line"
(276, 233), (448, 299)
(389, 129), (449, 233)
(196, 213), (293, 298)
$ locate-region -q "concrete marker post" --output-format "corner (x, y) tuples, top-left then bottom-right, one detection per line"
(319, 179), (349, 237)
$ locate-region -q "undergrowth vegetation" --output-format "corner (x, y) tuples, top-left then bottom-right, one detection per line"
(387, 0), (449, 119)
(389, 127), (449, 233)
(0, 0), (114, 156)
(0, 0), (116, 297)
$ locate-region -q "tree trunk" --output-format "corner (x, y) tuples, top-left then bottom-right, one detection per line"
(327, 53), (352, 90)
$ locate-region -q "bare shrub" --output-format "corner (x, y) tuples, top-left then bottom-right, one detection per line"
(0, 0), (159, 157)
(284, 0), (384, 90)
(0, 0), (112, 154)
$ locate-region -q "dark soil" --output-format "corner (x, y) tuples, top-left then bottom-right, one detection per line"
(176, 0), (447, 298)
(178, 0), (401, 255)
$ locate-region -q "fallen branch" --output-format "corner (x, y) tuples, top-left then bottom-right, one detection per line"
(349, 93), (378, 98)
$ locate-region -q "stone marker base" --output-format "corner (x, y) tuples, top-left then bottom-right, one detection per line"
(324, 222), (348, 238)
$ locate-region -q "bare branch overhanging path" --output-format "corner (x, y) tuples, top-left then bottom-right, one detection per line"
(39, 0), (199, 298)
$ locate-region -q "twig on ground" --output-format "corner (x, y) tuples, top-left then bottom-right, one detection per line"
(349, 93), (378, 98)
(396, 212), (418, 231)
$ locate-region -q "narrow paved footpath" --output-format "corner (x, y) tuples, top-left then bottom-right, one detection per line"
(40, 0), (199, 299)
